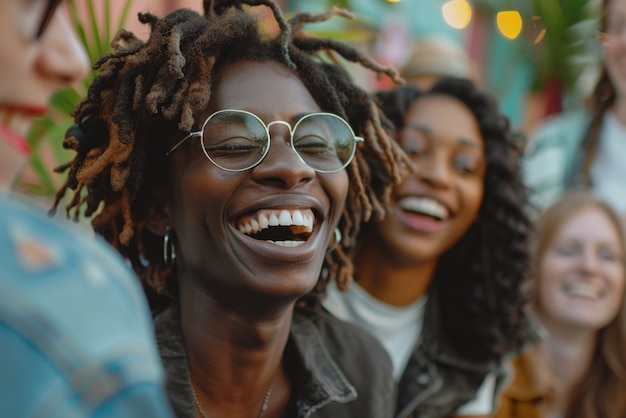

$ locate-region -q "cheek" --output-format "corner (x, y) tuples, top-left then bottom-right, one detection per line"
(605, 265), (626, 314)
(459, 177), (484, 223)
(171, 163), (232, 222)
(535, 257), (564, 305)
(328, 170), (349, 217)
(0, 41), (35, 101)
(606, 46), (626, 83)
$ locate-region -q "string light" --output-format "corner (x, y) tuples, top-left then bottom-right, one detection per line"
(496, 10), (523, 40)
(442, 0), (473, 30)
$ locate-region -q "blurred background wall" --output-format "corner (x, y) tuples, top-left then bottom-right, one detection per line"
(16, 0), (604, 201)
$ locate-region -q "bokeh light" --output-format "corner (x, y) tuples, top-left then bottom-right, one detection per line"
(442, 0), (473, 30)
(496, 10), (523, 40)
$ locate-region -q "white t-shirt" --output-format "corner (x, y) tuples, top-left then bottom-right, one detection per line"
(323, 281), (495, 415)
(591, 111), (626, 214)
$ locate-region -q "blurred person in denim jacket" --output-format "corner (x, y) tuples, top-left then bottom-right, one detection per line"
(0, 1), (173, 417)
(524, 0), (626, 218)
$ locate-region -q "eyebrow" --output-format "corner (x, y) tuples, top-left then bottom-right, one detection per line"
(292, 112), (313, 123)
(405, 123), (483, 149)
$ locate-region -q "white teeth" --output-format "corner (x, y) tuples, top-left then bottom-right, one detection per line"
(236, 209), (315, 240)
(292, 210), (304, 226)
(279, 210), (292, 226)
(398, 196), (449, 220)
(267, 240), (305, 247)
(0, 109), (32, 138)
(564, 282), (601, 299)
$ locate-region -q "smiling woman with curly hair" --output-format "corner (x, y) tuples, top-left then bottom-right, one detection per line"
(323, 78), (539, 418)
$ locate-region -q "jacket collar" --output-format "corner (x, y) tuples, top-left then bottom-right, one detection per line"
(153, 304), (357, 417)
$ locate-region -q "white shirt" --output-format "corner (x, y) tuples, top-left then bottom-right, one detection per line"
(323, 281), (495, 415)
(591, 111), (626, 214)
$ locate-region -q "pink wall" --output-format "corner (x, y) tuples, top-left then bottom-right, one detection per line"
(80, 0), (288, 40)
(121, 0), (202, 36)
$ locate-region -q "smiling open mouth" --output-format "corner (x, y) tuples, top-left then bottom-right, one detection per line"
(398, 196), (450, 221)
(235, 209), (315, 247)
(563, 282), (604, 300)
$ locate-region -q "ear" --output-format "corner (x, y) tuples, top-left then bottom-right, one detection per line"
(145, 192), (171, 236)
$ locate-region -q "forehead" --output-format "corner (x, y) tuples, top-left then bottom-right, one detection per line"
(209, 60), (321, 119)
(556, 207), (621, 245)
(403, 94), (483, 145)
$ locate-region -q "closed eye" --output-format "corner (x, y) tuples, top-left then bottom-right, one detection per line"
(294, 135), (333, 154)
(206, 137), (266, 153)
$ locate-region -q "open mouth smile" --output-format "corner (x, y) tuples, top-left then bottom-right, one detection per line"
(398, 196), (450, 221)
(563, 281), (605, 300)
(235, 208), (315, 247)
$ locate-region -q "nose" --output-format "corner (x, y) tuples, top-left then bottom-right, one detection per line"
(35, 10), (89, 87)
(415, 152), (452, 189)
(580, 248), (600, 275)
(250, 124), (315, 188)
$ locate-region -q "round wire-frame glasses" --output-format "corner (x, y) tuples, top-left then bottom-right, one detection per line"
(166, 109), (364, 173)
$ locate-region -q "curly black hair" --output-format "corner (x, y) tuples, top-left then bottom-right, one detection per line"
(51, 0), (407, 311)
(374, 77), (532, 361)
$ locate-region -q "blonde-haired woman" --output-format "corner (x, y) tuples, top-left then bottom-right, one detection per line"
(495, 190), (626, 418)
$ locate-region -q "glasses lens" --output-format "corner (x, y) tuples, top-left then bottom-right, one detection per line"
(292, 114), (357, 173)
(201, 110), (268, 171)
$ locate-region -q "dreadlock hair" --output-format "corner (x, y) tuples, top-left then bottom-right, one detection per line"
(374, 77), (532, 362)
(51, 1), (406, 311)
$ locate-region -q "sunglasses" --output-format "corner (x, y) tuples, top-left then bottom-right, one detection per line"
(166, 109), (363, 173)
(33, 0), (63, 39)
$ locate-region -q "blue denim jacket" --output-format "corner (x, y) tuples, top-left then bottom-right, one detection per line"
(0, 194), (173, 418)
(154, 303), (395, 418)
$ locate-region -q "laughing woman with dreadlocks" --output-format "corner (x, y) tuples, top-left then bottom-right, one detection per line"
(52, 1), (407, 417)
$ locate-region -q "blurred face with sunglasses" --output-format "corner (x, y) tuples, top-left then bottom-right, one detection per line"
(0, 0), (88, 189)
(160, 59), (351, 300)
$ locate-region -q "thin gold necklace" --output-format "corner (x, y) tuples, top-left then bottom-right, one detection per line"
(191, 378), (275, 418)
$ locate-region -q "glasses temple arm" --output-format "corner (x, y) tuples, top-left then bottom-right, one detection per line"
(165, 131), (202, 156)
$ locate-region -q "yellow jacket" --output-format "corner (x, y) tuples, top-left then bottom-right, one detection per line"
(493, 344), (552, 418)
